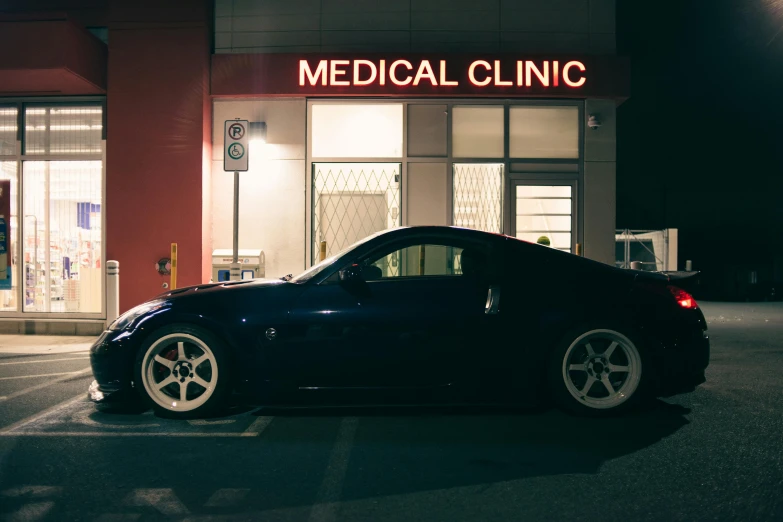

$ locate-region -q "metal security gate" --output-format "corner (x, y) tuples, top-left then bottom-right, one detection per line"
(311, 163), (401, 263)
(452, 163), (503, 234)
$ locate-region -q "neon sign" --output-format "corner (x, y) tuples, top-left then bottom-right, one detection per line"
(299, 59), (586, 89)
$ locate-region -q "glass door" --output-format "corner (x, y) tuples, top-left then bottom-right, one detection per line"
(512, 181), (576, 253)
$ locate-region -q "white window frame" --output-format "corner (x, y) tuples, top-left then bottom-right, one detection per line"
(0, 98), (106, 320)
(305, 99), (583, 268)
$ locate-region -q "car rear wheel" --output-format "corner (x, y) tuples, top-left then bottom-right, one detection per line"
(135, 325), (230, 419)
(548, 326), (645, 416)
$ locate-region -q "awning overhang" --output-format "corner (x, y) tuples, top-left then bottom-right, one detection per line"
(0, 14), (107, 96)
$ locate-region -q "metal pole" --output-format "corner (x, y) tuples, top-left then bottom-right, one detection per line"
(230, 171), (240, 281)
(624, 230), (630, 269)
(663, 229), (669, 272)
(170, 243), (177, 290)
(106, 260), (119, 328)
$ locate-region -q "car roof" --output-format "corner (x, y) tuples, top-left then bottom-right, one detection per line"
(377, 225), (509, 241)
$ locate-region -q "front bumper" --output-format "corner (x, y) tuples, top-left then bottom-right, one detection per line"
(87, 379), (138, 404)
(651, 328), (710, 397)
(88, 329), (138, 404)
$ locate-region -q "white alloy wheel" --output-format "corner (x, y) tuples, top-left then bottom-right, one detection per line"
(561, 329), (642, 410)
(140, 333), (219, 412)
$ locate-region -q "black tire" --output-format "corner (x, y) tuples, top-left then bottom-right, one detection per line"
(134, 324), (232, 419)
(547, 322), (648, 417)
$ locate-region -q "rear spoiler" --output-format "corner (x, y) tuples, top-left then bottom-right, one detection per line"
(660, 270), (700, 282)
(659, 270), (701, 293)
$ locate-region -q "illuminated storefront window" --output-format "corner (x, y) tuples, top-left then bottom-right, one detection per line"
(0, 103), (104, 316)
(310, 104), (404, 263)
(0, 107), (19, 311)
(305, 100), (581, 264)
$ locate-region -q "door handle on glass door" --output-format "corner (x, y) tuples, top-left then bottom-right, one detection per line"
(485, 286), (500, 315)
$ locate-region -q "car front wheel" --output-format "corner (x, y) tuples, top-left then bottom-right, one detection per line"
(548, 326), (645, 416)
(135, 325), (230, 419)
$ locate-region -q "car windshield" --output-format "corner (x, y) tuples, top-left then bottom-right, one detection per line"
(289, 229), (394, 283)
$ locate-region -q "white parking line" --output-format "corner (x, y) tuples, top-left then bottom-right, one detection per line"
(1, 486), (63, 497)
(0, 357), (89, 366)
(3, 501), (55, 522)
(0, 431), (264, 437)
(0, 347), (90, 355)
(0, 371), (86, 381)
(0, 390), (273, 438)
(187, 418), (235, 426)
(124, 489), (189, 516)
(0, 393), (86, 433)
(0, 368), (92, 401)
(1, 485), (62, 522)
(241, 416), (273, 437)
(308, 417), (359, 522)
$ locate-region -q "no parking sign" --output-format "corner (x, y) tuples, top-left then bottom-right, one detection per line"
(224, 120), (249, 172)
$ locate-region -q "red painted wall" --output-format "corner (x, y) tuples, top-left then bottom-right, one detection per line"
(0, 16), (107, 95)
(106, 2), (211, 312)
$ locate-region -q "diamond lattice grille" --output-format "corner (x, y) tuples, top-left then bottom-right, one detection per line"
(312, 163), (401, 264)
(453, 163), (503, 233)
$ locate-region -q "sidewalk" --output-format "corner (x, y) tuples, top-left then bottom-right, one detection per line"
(0, 335), (97, 354)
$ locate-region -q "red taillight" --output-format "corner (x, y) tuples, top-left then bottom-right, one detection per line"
(668, 285), (698, 309)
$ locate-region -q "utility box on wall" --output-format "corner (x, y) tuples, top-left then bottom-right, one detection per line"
(211, 249), (265, 282)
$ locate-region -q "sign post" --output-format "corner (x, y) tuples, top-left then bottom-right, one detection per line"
(224, 119), (249, 281)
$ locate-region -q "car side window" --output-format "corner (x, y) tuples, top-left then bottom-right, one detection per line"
(360, 242), (491, 280)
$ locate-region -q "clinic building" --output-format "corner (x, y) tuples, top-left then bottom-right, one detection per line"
(0, 0), (626, 332)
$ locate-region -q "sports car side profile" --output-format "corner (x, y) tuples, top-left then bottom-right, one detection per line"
(89, 226), (709, 418)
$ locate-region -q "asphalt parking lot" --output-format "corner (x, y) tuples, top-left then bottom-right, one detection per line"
(0, 302), (781, 522)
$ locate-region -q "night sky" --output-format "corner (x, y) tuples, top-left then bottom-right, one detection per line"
(616, 0), (783, 299)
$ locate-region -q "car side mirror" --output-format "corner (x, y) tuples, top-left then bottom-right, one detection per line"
(338, 264), (363, 283)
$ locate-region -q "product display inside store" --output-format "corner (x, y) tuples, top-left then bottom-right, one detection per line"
(0, 161), (17, 311)
(22, 161), (102, 313)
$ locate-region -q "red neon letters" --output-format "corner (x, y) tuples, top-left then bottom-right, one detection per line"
(299, 59), (586, 89)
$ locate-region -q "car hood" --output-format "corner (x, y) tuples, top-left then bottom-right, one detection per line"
(156, 278), (288, 300)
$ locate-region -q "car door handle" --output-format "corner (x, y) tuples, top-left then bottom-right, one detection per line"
(485, 285), (500, 315)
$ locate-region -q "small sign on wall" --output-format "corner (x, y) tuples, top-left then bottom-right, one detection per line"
(224, 120), (249, 172)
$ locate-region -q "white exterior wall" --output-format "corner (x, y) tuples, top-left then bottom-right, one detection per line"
(215, 0), (615, 55)
(212, 99), (307, 279)
(407, 163), (448, 226)
(583, 98), (617, 265)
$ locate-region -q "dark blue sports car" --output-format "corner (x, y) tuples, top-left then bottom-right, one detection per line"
(89, 226), (709, 418)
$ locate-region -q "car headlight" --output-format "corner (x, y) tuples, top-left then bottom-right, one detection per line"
(109, 300), (167, 331)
